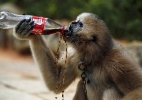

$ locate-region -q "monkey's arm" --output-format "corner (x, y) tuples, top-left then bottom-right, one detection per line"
(29, 36), (77, 93)
(106, 50), (142, 100)
(14, 19), (77, 93)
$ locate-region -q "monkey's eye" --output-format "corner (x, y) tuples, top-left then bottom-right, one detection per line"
(92, 35), (97, 42)
(79, 22), (83, 27)
(77, 20), (83, 27)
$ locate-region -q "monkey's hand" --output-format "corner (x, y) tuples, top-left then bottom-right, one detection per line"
(14, 19), (35, 40)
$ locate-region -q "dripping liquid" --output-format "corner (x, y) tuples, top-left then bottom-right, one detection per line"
(61, 36), (68, 100)
(55, 34), (62, 99)
(55, 34), (68, 100)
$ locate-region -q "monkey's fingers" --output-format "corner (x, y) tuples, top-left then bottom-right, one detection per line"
(22, 21), (35, 37)
(16, 19), (31, 34)
(18, 19), (33, 35)
(16, 19), (26, 33)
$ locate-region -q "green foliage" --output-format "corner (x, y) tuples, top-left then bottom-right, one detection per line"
(0, 0), (142, 41)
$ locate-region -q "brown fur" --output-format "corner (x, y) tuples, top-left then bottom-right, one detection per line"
(14, 12), (142, 100)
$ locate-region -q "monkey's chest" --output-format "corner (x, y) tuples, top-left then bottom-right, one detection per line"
(85, 67), (120, 100)
(86, 67), (109, 90)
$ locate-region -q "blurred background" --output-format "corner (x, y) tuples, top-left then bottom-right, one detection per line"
(0, 0), (142, 100)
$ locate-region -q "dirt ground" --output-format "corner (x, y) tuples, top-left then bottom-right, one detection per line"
(0, 48), (78, 100)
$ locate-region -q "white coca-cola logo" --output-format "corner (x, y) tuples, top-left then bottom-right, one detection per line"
(32, 18), (43, 25)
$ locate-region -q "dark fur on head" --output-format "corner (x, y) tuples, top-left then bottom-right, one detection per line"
(66, 13), (113, 63)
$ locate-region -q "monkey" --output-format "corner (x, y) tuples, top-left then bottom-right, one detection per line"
(13, 13), (142, 100)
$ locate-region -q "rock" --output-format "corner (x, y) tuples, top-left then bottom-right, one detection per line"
(0, 51), (77, 100)
(0, 3), (30, 54)
(0, 84), (43, 100)
(0, 3), (22, 13)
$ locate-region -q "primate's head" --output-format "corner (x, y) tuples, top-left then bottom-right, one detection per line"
(66, 13), (113, 60)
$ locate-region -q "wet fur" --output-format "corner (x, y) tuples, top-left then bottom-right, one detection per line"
(14, 13), (142, 100)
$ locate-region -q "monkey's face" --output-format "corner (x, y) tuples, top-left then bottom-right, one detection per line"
(66, 13), (112, 60)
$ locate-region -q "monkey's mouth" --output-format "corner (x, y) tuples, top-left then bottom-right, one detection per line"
(65, 21), (83, 37)
(65, 21), (83, 44)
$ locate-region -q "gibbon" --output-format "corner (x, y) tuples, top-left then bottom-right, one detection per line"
(14, 13), (142, 100)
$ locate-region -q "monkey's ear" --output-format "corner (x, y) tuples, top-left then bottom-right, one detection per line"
(92, 35), (97, 42)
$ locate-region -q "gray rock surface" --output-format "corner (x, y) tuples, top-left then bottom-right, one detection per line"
(0, 50), (77, 100)
(0, 3), (30, 53)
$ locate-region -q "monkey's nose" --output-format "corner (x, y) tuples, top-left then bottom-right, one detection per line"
(66, 22), (78, 35)
(65, 21), (83, 37)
